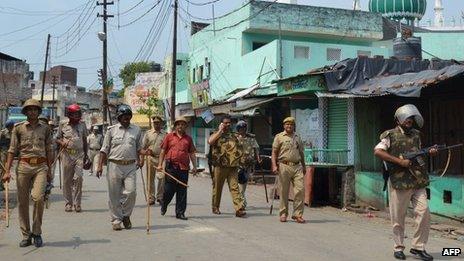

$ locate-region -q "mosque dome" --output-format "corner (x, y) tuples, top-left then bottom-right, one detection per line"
(369, 0), (427, 21)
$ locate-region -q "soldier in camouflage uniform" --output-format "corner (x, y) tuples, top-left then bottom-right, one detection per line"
(235, 120), (260, 208)
(0, 120), (14, 189)
(374, 104), (436, 261)
(208, 115), (246, 217)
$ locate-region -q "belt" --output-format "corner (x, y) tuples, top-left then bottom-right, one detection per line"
(20, 157), (48, 165)
(109, 159), (136, 165)
(279, 161), (300, 166)
(66, 149), (79, 155)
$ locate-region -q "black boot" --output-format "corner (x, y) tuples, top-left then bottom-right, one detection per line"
(19, 236), (32, 248)
(410, 249), (433, 261)
(394, 251), (406, 260)
(32, 234), (43, 248)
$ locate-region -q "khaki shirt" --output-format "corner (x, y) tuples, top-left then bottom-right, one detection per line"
(142, 129), (166, 164)
(87, 133), (103, 150)
(8, 121), (53, 158)
(57, 122), (88, 153)
(272, 131), (304, 163)
(0, 128), (12, 151)
(101, 123), (142, 161)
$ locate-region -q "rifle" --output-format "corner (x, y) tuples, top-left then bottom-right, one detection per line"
(403, 144), (463, 166)
(383, 144), (463, 190)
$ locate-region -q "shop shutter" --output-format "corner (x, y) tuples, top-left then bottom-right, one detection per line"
(328, 98), (348, 150)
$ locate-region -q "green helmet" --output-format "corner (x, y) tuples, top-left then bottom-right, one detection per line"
(22, 99), (42, 115)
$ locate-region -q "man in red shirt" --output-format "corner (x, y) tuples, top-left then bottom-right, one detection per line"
(157, 117), (197, 220)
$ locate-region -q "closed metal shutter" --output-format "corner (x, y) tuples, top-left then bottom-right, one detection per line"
(328, 98), (348, 150)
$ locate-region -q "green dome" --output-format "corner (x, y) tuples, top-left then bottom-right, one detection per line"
(369, 0), (427, 21)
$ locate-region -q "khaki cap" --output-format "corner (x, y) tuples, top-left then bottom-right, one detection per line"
(283, 117), (295, 124)
(174, 116), (188, 125)
(152, 115), (164, 122)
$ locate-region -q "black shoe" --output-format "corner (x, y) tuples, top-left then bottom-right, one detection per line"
(394, 251), (406, 260)
(161, 206), (167, 216)
(122, 216), (132, 229)
(19, 237), (32, 248)
(32, 234), (43, 248)
(176, 214), (188, 220)
(410, 249), (433, 261)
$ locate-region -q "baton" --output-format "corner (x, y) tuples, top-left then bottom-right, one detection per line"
(269, 175), (279, 215)
(158, 169), (189, 188)
(146, 157), (151, 235)
(5, 180), (9, 228)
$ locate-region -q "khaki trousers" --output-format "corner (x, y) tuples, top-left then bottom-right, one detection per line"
(107, 162), (137, 225)
(89, 149), (100, 173)
(62, 152), (84, 207)
(16, 162), (48, 239)
(147, 160), (164, 201)
(388, 182), (430, 251)
(212, 166), (243, 211)
(278, 163), (305, 217)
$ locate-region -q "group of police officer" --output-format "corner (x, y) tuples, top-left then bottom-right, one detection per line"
(1, 99), (435, 260)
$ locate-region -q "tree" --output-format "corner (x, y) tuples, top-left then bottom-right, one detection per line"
(119, 61), (156, 88)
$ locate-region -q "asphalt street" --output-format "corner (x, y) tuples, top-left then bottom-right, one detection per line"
(0, 169), (462, 261)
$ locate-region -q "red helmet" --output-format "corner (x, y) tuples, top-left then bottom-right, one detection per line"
(67, 104), (82, 124)
(67, 104), (81, 113)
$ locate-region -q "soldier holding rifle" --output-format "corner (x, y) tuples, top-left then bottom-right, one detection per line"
(374, 104), (435, 261)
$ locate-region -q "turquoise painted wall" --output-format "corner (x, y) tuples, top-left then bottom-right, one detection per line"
(355, 172), (464, 218)
(417, 32), (464, 61)
(189, 1), (391, 102)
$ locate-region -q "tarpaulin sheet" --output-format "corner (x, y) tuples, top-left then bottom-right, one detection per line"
(320, 57), (464, 97)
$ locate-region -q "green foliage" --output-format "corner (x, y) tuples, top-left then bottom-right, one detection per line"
(119, 61), (156, 88)
(117, 89), (125, 98)
(136, 88), (164, 127)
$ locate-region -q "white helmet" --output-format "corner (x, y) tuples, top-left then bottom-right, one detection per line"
(394, 104), (424, 128)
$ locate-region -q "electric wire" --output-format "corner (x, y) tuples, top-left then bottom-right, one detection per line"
(183, 0), (222, 6)
(119, 0), (164, 28)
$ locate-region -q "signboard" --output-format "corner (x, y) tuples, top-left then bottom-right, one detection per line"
(277, 75), (326, 96)
(191, 79), (210, 109)
(125, 72), (164, 112)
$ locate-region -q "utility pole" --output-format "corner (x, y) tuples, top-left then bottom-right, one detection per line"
(170, 0), (178, 125)
(97, 0), (114, 127)
(40, 34), (51, 105)
(51, 76), (57, 120)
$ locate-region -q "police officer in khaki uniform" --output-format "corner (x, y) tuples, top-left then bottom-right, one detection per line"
(142, 115), (166, 205)
(0, 120), (14, 188)
(208, 115), (246, 218)
(271, 117), (306, 224)
(97, 104), (143, 231)
(374, 105), (435, 261)
(56, 104), (89, 213)
(87, 126), (103, 176)
(2, 99), (53, 248)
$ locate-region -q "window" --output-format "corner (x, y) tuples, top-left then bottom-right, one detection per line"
(294, 46), (310, 59)
(195, 128), (206, 154)
(30, 83), (35, 89)
(192, 68), (196, 83)
(327, 48), (341, 61)
(176, 60), (183, 65)
(443, 190), (452, 204)
(252, 42), (268, 51)
(198, 65), (204, 81)
(357, 50), (371, 57)
(206, 62), (211, 78)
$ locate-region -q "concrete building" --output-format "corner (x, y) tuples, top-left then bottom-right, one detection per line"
(40, 65), (77, 86)
(0, 52), (32, 107)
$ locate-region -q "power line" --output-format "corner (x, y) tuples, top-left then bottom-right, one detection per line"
(0, 12), (69, 37)
(118, 0), (146, 15)
(55, 16), (99, 57)
(28, 56), (101, 65)
(56, 0), (95, 38)
(119, 0), (164, 28)
(179, 0), (252, 21)
(183, 0), (222, 6)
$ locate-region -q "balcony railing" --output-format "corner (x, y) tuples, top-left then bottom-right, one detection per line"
(304, 149), (351, 167)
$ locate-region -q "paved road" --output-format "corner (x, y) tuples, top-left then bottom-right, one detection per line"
(0, 169), (462, 261)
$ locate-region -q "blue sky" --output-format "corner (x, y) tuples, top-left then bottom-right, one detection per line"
(0, 0), (462, 89)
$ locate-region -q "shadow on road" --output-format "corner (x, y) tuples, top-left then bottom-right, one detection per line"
(306, 219), (340, 223)
(45, 237), (111, 249)
(132, 224), (188, 230)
